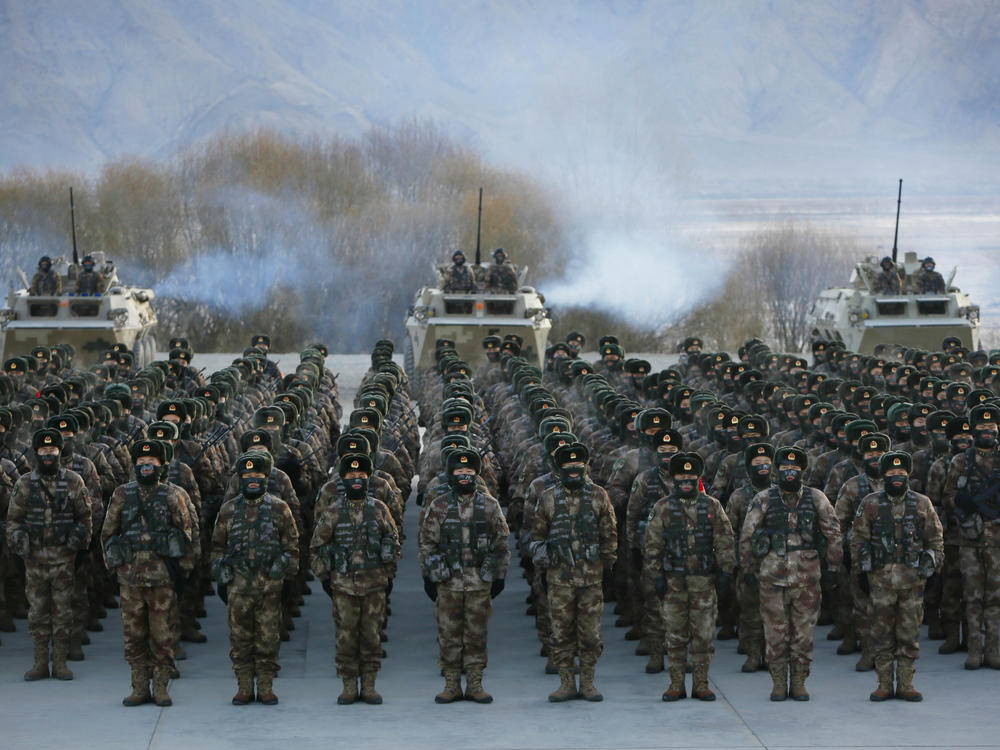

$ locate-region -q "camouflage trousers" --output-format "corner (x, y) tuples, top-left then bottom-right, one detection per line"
(759, 583), (821, 665)
(662, 581), (716, 665)
(930, 543), (964, 625)
(641, 574), (665, 647)
(869, 583), (923, 665)
(959, 545), (1000, 637)
(530, 565), (551, 647)
(227, 589), (282, 675)
(836, 565), (871, 641)
(72, 556), (91, 639)
(120, 584), (177, 670)
(435, 587), (493, 671)
(332, 588), (386, 677)
(737, 572), (763, 650)
(25, 559), (75, 644)
(548, 582), (603, 668)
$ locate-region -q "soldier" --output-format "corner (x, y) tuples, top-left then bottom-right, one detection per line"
(419, 447), (509, 703)
(740, 446), (843, 701)
(530, 442), (617, 702)
(941, 405), (1000, 669)
(74, 255), (106, 296)
(727, 442), (775, 673)
(212, 451), (299, 705)
(311, 453), (398, 705)
(852, 451), (943, 701)
(442, 250), (477, 293)
(872, 256), (901, 295)
(645, 452), (735, 702)
(102, 439), (194, 707)
(6, 428), (91, 681)
(29, 255), (62, 296)
(914, 257), (946, 294)
(484, 248), (518, 294)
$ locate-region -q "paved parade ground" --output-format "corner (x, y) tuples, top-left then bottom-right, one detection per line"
(1, 355), (997, 750)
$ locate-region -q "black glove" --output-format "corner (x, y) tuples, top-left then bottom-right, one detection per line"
(955, 493), (977, 514)
(416, 490), (424, 507)
(821, 569), (839, 591)
(842, 548), (852, 572)
(281, 580), (296, 603)
(321, 579), (333, 597)
(423, 577), (437, 602)
(386, 578), (393, 596)
(925, 572), (940, 590)
(490, 578), (505, 599)
(602, 567), (614, 592)
(856, 572), (870, 597)
(74, 549), (89, 570)
(217, 582), (229, 605)
(654, 576), (667, 598)
(631, 548), (642, 570)
(717, 571), (734, 599)
(743, 572), (757, 587)
(541, 572), (549, 595)
(164, 558), (185, 597)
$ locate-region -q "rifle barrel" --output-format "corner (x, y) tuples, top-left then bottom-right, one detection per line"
(891, 178), (902, 264)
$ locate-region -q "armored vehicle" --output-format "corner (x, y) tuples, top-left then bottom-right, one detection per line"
(808, 251), (980, 354)
(1, 251), (159, 366)
(404, 262), (552, 372)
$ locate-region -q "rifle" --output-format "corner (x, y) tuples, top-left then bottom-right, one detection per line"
(891, 178), (902, 264)
(69, 187), (79, 266)
(111, 423), (145, 452)
(956, 482), (1000, 522)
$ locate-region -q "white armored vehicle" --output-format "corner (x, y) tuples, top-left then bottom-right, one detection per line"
(808, 251), (981, 354)
(404, 262), (552, 372)
(1, 251), (159, 366)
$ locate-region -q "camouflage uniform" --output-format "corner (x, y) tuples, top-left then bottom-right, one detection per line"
(644, 489), (735, 694)
(102, 480), (193, 691)
(212, 490), (299, 693)
(6, 467), (91, 675)
(625, 466), (671, 662)
(442, 263), (477, 293)
(925, 451), (965, 646)
(727, 482), (764, 665)
(530, 480), (617, 684)
(740, 485), (842, 696)
(851, 486), (943, 696)
(29, 269), (62, 296)
(310, 494), (398, 681)
(485, 260), (518, 294)
(942, 446), (1000, 666)
(418, 488), (509, 674)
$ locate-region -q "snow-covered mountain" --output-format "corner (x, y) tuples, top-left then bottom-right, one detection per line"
(2, 0), (998, 194)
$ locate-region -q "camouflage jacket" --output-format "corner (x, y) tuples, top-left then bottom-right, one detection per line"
(211, 493), (299, 594)
(310, 494), (398, 595)
(626, 466), (671, 551)
(7, 468), (91, 565)
(644, 491), (735, 591)
(418, 489), (509, 592)
(942, 448), (1000, 548)
(823, 457), (861, 506)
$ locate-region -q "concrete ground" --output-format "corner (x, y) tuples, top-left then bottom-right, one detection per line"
(2, 354), (997, 749)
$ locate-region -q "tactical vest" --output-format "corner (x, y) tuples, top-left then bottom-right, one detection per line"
(331, 497), (383, 573)
(548, 484), (601, 565)
(636, 467), (670, 547)
(660, 493), (715, 575)
(868, 491), (924, 569)
(226, 496), (282, 573)
(959, 447), (1000, 518)
(78, 270), (100, 294)
(759, 486), (824, 557)
(439, 491), (490, 569)
(120, 483), (173, 555)
(23, 472), (74, 545)
(847, 472), (874, 542)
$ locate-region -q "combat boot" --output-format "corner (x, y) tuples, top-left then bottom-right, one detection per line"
(360, 671), (382, 704)
(645, 648), (664, 674)
(965, 634), (983, 670)
(180, 622), (207, 644)
(826, 623), (844, 640)
(0, 609), (16, 632)
(661, 664), (686, 701)
(894, 658), (922, 701)
(232, 669), (255, 705)
(152, 668), (172, 706)
(435, 670), (463, 703)
(578, 664), (603, 701)
(24, 640), (50, 681)
(984, 633), (1000, 669)
(741, 644), (763, 673)
(854, 643), (874, 672)
(789, 663), (810, 701)
(634, 638), (649, 655)
(257, 673), (278, 705)
(717, 624), (737, 641)
(547, 668), (577, 702)
(544, 655), (558, 674)
(464, 668), (493, 703)
(691, 664), (715, 701)
(769, 662), (788, 701)
(836, 624), (858, 655)
(123, 668), (152, 707)
(938, 622), (961, 654)
(338, 675), (358, 705)
(51, 641), (73, 680)
(869, 661), (894, 702)
(67, 634), (85, 661)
